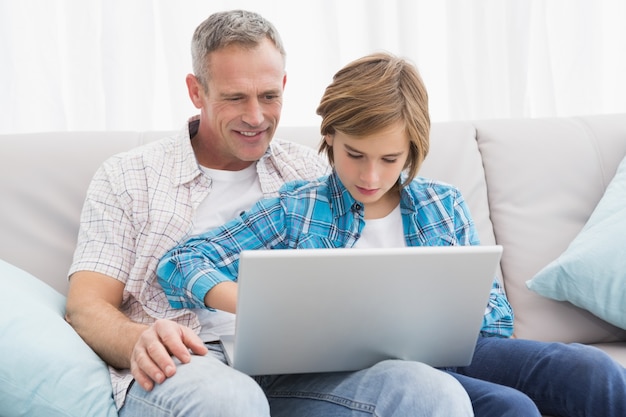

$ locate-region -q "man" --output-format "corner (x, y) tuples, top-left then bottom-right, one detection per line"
(65, 10), (472, 416)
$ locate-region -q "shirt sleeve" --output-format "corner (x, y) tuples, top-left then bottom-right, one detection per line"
(157, 197), (288, 309)
(453, 189), (515, 338)
(69, 159), (136, 281)
(480, 279), (515, 338)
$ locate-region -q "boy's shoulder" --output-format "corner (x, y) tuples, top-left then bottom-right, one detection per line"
(408, 176), (460, 191)
(278, 175), (331, 196)
(405, 176), (463, 201)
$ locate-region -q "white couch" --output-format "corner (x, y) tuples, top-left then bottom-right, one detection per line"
(1, 114), (625, 416)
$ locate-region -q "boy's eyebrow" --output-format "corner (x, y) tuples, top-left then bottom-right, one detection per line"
(344, 143), (405, 157)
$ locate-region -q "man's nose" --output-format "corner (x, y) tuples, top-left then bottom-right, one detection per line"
(242, 99), (263, 126)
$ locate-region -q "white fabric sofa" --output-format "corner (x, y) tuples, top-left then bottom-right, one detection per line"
(1, 114), (625, 416)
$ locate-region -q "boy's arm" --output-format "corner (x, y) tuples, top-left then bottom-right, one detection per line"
(203, 280), (238, 313)
(158, 197), (287, 310)
(452, 189), (514, 338)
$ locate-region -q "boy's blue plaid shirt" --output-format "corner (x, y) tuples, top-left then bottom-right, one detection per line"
(158, 172), (514, 338)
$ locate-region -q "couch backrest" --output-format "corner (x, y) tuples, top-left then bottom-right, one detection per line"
(0, 124), (496, 298)
(2, 115), (626, 345)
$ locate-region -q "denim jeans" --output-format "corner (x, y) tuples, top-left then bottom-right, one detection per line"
(120, 343), (473, 417)
(445, 337), (626, 417)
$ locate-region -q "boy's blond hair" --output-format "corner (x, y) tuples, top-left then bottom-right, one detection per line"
(317, 52), (430, 185)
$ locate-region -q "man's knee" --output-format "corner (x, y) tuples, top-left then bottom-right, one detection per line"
(127, 355), (269, 417)
(371, 360), (473, 416)
(178, 356), (268, 413)
(373, 360), (466, 393)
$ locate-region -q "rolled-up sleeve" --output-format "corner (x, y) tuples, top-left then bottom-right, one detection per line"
(157, 241), (235, 309)
(157, 197), (288, 309)
(480, 279), (515, 338)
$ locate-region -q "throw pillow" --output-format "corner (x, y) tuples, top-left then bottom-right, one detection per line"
(526, 154), (626, 329)
(0, 259), (117, 417)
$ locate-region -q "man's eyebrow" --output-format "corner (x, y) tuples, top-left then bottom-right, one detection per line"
(219, 91), (244, 98)
(219, 88), (282, 98)
(260, 88), (283, 96)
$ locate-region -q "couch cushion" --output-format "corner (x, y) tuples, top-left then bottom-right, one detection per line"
(527, 154), (626, 329)
(0, 259), (117, 417)
(476, 114), (626, 343)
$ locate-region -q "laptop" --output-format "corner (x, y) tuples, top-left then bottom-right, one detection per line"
(220, 245), (502, 375)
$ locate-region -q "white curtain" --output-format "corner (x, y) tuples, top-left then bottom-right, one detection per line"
(1, 0), (625, 134)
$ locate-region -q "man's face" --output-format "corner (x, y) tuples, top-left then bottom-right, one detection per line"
(191, 38), (286, 170)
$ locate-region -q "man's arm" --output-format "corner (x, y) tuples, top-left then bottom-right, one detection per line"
(65, 271), (208, 391)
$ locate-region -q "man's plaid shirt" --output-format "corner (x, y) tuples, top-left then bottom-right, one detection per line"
(69, 117), (329, 409)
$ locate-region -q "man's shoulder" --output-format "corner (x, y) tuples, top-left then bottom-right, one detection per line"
(270, 137), (322, 157)
(266, 138), (330, 178)
(100, 135), (181, 176)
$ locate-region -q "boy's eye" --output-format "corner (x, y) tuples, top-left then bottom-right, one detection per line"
(347, 152), (362, 159)
(383, 158), (398, 163)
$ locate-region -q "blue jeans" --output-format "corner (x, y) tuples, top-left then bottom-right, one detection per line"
(444, 337), (626, 417)
(120, 343), (473, 417)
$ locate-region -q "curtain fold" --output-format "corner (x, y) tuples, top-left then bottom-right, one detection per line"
(1, 0), (624, 133)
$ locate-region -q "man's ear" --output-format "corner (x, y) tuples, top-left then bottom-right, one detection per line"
(186, 74), (204, 109)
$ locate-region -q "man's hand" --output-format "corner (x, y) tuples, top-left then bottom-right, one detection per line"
(130, 319), (208, 391)
(66, 272), (209, 390)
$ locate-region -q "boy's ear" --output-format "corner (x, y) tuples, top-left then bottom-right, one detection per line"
(324, 134), (334, 147)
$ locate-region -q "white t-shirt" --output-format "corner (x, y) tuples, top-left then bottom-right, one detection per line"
(191, 164), (263, 235)
(353, 204), (406, 249)
(192, 164), (264, 342)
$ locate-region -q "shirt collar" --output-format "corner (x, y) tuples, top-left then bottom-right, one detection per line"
(170, 116), (204, 186)
(327, 171), (363, 218)
(398, 174), (419, 213)
(173, 116), (276, 188)
(327, 171), (418, 218)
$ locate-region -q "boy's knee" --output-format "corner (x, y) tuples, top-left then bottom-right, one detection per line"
(475, 386), (540, 417)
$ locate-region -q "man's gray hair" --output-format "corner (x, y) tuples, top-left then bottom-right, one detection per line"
(191, 10), (286, 88)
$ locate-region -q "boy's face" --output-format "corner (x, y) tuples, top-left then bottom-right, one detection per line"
(325, 122), (410, 219)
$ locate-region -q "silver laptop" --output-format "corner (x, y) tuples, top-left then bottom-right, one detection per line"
(220, 245), (502, 375)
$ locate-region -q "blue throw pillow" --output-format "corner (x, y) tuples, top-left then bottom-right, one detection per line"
(526, 154), (626, 329)
(0, 259), (118, 417)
